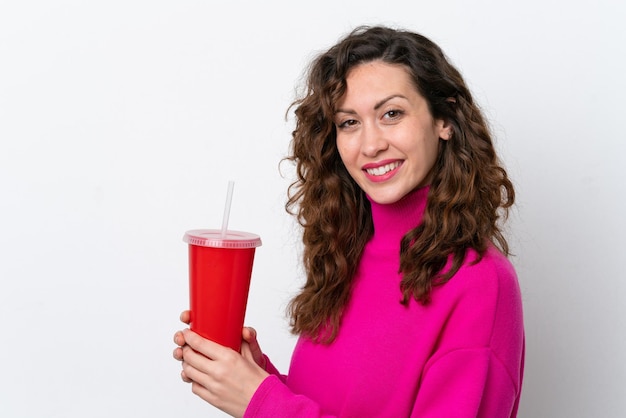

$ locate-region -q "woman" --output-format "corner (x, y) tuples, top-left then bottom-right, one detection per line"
(173, 25), (524, 417)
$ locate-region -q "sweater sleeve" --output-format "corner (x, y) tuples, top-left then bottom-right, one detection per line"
(243, 375), (338, 418)
(411, 347), (520, 418)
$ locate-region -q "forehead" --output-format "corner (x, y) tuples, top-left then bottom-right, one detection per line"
(340, 61), (416, 101)
(346, 60), (412, 78)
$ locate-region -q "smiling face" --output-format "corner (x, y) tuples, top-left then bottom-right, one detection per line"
(334, 61), (452, 205)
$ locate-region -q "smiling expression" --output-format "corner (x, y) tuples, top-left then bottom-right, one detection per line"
(334, 61), (452, 205)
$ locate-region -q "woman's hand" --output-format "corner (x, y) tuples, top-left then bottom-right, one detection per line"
(173, 310), (192, 382)
(241, 326), (267, 371)
(173, 310), (267, 370)
(173, 311), (269, 417)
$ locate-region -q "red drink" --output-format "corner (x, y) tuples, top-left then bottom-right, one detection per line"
(184, 229), (262, 352)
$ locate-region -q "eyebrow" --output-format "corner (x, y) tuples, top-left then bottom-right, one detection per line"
(334, 94), (408, 114)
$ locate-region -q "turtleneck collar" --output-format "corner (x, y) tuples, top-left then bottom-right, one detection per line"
(367, 186), (429, 251)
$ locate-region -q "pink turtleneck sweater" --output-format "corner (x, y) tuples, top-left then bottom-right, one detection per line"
(245, 187), (524, 417)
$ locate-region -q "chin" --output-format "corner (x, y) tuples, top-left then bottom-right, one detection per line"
(367, 192), (405, 205)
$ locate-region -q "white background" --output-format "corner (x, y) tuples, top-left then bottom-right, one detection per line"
(1, 1), (624, 417)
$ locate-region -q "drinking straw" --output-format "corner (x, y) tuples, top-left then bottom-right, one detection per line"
(220, 180), (235, 238)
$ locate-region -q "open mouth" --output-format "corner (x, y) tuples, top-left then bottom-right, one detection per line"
(365, 161), (401, 176)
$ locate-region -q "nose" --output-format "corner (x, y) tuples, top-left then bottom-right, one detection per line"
(360, 123), (388, 157)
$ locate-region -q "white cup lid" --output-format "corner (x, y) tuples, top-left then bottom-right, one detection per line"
(183, 229), (262, 249)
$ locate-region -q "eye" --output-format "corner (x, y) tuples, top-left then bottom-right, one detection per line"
(337, 119), (359, 129)
(383, 109), (404, 120)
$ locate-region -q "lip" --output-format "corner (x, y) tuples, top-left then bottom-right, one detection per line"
(362, 159), (403, 182)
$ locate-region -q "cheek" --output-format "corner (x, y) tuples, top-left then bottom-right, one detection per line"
(335, 140), (353, 167)
(423, 141), (442, 173)
(336, 142), (363, 184)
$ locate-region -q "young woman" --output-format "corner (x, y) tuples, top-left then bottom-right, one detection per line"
(173, 25), (524, 418)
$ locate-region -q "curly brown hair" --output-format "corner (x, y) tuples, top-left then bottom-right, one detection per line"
(285, 25), (514, 343)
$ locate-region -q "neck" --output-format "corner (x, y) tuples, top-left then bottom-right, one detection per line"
(367, 186), (429, 250)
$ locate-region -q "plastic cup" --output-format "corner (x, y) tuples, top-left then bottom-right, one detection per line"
(183, 229), (262, 352)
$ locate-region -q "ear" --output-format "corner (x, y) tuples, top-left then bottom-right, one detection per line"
(435, 118), (454, 141)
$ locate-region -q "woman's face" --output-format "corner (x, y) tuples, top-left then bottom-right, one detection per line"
(334, 61), (451, 205)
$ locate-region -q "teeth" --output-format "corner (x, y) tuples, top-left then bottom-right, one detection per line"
(366, 161), (400, 176)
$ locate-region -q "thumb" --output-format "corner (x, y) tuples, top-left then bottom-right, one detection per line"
(242, 327), (265, 369)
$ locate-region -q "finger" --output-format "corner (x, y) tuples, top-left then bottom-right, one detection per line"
(181, 348), (215, 384)
(173, 331), (186, 346)
(180, 367), (192, 383)
(181, 347), (208, 380)
(182, 328), (230, 360)
(173, 346), (184, 361)
(240, 341), (255, 362)
(180, 310), (191, 324)
(190, 380), (218, 407)
(242, 326), (257, 342)
(181, 342), (224, 378)
(181, 344), (206, 365)
(241, 327), (265, 369)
